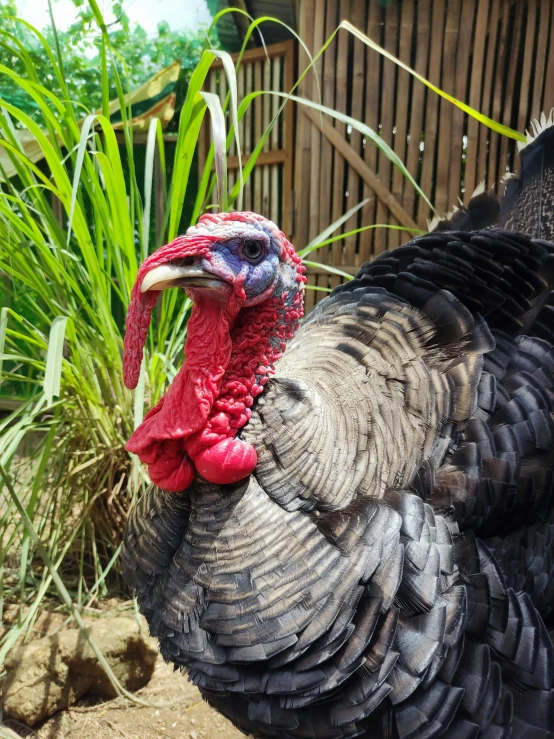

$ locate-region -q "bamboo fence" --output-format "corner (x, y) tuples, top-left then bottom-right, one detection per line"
(201, 0), (554, 310)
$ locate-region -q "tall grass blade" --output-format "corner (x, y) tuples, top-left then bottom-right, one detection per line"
(133, 357), (146, 431)
(0, 307), (7, 381)
(67, 114), (98, 246)
(301, 197), (371, 256)
(301, 225), (424, 259)
(211, 50), (243, 212)
(269, 92), (435, 211)
(0, 462), (150, 706)
(201, 91), (228, 212)
(43, 316), (67, 405)
(339, 20), (526, 142)
(143, 118), (160, 259)
(302, 260), (354, 281)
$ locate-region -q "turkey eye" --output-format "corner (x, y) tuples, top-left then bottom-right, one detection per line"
(242, 240), (263, 262)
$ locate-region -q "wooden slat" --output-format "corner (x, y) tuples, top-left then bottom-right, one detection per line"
(434, 0), (461, 215)
(403, 0), (431, 221)
(282, 41), (295, 237)
(262, 60), (271, 154)
(530, 1), (550, 121)
(306, 265), (357, 275)
(543, 3), (554, 114)
(237, 64), (246, 160)
(374, 3), (398, 255)
(516, 0), (538, 138)
(209, 41), (295, 68)
(253, 60), (263, 216)
(262, 58), (271, 219)
(303, 107), (420, 232)
(360, 1), (382, 262)
(228, 167), (236, 199)
(498, 1), (525, 180)
(418, 0), (446, 226)
(390, 0), (414, 249)
(309, 0), (327, 243)
(330, 0), (350, 268)
(243, 63), (252, 211)
(464, 0), (490, 200)
(270, 57), (281, 223)
(344, 0), (366, 264)
(262, 164), (270, 216)
(487, 0), (510, 190)
(476, 0), (501, 190)
(293, 0), (315, 248)
(304, 277), (317, 312)
(219, 149), (287, 170)
(318, 0), (337, 261)
(329, 274), (341, 292)
(448, 0), (475, 208)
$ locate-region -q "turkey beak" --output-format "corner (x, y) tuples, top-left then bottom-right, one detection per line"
(140, 261), (228, 294)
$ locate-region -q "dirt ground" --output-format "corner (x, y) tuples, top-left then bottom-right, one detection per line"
(1, 601), (245, 739)
(4, 654), (245, 739)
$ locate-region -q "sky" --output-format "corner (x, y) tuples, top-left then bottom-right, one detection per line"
(16, 0), (213, 33)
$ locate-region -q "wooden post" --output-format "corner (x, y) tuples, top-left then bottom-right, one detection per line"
(228, 0), (255, 48)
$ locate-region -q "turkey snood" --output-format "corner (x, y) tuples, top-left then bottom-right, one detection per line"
(123, 212), (305, 492)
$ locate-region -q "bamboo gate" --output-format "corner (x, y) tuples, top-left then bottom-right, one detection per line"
(201, 0), (554, 311)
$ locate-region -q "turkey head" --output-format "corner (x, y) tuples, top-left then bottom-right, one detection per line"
(122, 212), (305, 492)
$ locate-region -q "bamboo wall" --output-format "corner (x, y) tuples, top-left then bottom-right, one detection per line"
(294, 0), (554, 309)
(199, 42), (295, 236)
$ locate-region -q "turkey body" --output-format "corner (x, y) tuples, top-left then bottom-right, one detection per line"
(121, 123), (554, 737)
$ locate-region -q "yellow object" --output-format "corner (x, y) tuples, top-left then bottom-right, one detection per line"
(0, 61), (181, 180)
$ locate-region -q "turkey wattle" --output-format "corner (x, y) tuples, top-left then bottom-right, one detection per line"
(121, 117), (554, 738)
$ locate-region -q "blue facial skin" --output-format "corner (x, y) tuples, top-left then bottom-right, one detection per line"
(206, 232), (281, 302)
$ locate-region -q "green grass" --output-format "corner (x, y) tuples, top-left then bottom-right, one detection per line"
(0, 2), (519, 674)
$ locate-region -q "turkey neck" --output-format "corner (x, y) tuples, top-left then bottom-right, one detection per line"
(184, 286), (303, 455)
(126, 282), (303, 457)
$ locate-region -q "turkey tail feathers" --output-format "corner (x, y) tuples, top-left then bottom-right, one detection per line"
(429, 111), (554, 243)
(428, 183), (500, 234)
(499, 110), (554, 242)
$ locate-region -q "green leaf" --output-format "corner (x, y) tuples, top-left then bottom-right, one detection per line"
(269, 92), (435, 212)
(339, 20), (526, 143)
(300, 197), (371, 257)
(300, 224), (424, 258)
(200, 91), (228, 213)
(302, 260), (354, 281)
(0, 306), (7, 381)
(142, 117), (162, 260)
(43, 316), (68, 405)
(211, 50), (243, 212)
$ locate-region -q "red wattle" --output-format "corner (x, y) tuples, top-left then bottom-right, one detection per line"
(138, 439), (196, 492)
(193, 438), (257, 485)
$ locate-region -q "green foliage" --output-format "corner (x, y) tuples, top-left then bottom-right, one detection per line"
(0, 6), (231, 653)
(0, 0), (216, 118)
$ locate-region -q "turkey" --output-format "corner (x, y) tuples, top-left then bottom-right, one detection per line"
(120, 113), (554, 738)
